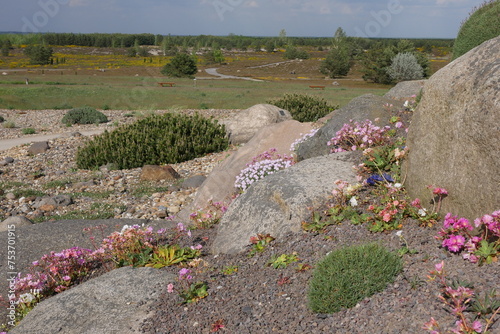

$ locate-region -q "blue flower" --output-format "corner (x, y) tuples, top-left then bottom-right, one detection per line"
(366, 173), (394, 186)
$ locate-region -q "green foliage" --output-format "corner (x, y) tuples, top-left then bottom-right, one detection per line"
(267, 253), (299, 269)
(75, 113), (228, 170)
(283, 46), (310, 59)
(3, 121), (16, 128)
(61, 106), (108, 125)
(21, 127), (36, 135)
(386, 52), (424, 82)
(179, 282), (209, 304)
(248, 234), (275, 257)
(145, 245), (201, 268)
(161, 53), (198, 78)
(320, 43), (352, 78)
(453, 0), (500, 59)
(268, 93), (337, 122)
(308, 243), (403, 313)
(23, 45), (53, 65)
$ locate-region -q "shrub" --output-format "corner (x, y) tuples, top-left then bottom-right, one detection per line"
(161, 53), (198, 78)
(62, 106), (108, 125)
(21, 127), (36, 135)
(283, 46), (310, 60)
(453, 0), (500, 59)
(76, 113), (228, 170)
(386, 52), (424, 82)
(3, 120), (16, 128)
(23, 44), (53, 65)
(0, 115), (4, 122)
(308, 243), (402, 313)
(320, 43), (351, 78)
(268, 94), (337, 123)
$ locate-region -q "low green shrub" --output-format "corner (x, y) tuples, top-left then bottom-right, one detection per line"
(21, 127), (36, 135)
(75, 113), (228, 170)
(453, 0), (500, 59)
(3, 121), (16, 128)
(268, 93), (337, 123)
(308, 243), (403, 313)
(0, 115), (4, 123)
(61, 106), (108, 125)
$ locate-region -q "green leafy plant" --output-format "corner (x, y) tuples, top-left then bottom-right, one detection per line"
(145, 245), (201, 269)
(61, 106), (108, 125)
(161, 53), (198, 78)
(248, 233), (275, 257)
(3, 121), (16, 128)
(308, 243), (402, 313)
(75, 113), (228, 170)
(221, 265), (238, 276)
(267, 253), (299, 269)
(267, 93), (338, 122)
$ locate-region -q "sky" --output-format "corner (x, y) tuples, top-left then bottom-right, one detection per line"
(0, 0), (484, 39)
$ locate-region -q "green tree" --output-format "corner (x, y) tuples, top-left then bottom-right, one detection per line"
(1, 39), (12, 56)
(161, 53), (198, 78)
(320, 40), (351, 78)
(386, 52), (424, 82)
(23, 45), (53, 65)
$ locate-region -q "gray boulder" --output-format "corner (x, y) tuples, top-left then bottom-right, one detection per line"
(383, 80), (426, 101)
(181, 174), (206, 189)
(211, 152), (358, 254)
(27, 141), (49, 155)
(222, 103), (292, 144)
(296, 94), (404, 161)
(405, 36), (500, 220)
(0, 216), (33, 232)
(177, 120), (314, 222)
(10, 266), (175, 334)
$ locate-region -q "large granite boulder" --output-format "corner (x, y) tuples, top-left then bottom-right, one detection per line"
(10, 267), (175, 334)
(211, 152), (358, 255)
(177, 120), (314, 221)
(405, 36), (500, 220)
(383, 80), (426, 101)
(222, 103), (292, 144)
(296, 94), (404, 161)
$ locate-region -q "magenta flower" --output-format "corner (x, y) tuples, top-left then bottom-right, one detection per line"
(442, 235), (465, 253)
(471, 320), (482, 333)
(453, 218), (472, 231)
(167, 283), (174, 293)
(434, 261), (444, 274)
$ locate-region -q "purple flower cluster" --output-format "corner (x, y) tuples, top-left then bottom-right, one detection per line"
(327, 119), (391, 153)
(235, 149), (295, 192)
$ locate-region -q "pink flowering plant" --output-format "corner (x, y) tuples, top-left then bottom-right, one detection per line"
(235, 148), (295, 192)
(436, 211), (500, 265)
(424, 261), (499, 334)
(189, 200), (229, 229)
(167, 268), (208, 304)
(327, 119), (393, 153)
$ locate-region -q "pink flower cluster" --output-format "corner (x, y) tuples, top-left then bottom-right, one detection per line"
(436, 211), (500, 263)
(327, 119), (391, 153)
(189, 201), (228, 229)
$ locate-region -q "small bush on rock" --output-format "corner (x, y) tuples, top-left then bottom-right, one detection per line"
(308, 243), (402, 313)
(268, 94), (337, 123)
(453, 0), (500, 59)
(61, 106), (108, 125)
(75, 113), (228, 170)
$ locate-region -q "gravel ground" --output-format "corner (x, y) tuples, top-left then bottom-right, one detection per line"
(1, 109), (499, 334)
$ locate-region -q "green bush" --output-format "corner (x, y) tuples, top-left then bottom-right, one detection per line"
(268, 94), (338, 122)
(308, 243), (402, 313)
(453, 0), (500, 60)
(161, 53), (198, 78)
(283, 46), (310, 60)
(21, 128), (36, 135)
(75, 113), (228, 170)
(61, 106), (108, 125)
(0, 115), (4, 123)
(23, 45), (53, 65)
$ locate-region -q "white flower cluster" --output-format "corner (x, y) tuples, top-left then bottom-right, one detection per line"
(235, 158), (294, 192)
(290, 128), (319, 152)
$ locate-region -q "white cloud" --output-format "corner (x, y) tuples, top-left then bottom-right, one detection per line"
(435, 0), (468, 5)
(244, 1), (259, 8)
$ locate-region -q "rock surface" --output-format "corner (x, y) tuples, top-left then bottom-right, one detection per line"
(222, 103), (292, 144)
(405, 36), (500, 220)
(0, 216), (33, 232)
(296, 94), (404, 161)
(211, 152), (358, 254)
(10, 266), (175, 334)
(178, 120), (314, 220)
(383, 80), (426, 100)
(140, 165), (181, 181)
(27, 141), (49, 155)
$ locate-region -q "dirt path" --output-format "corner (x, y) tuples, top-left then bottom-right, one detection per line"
(204, 68), (264, 81)
(0, 129), (104, 152)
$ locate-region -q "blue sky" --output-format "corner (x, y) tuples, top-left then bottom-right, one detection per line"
(0, 0), (483, 38)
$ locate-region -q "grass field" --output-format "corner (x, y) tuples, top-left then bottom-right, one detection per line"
(0, 46), (449, 111)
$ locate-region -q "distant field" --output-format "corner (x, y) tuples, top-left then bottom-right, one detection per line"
(0, 73), (390, 110)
